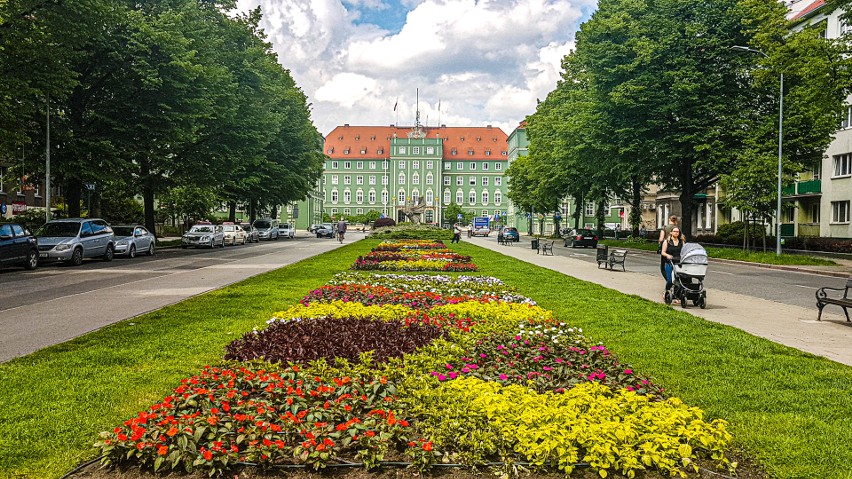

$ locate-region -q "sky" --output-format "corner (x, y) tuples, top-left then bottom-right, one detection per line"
(234, 0), (598, 137)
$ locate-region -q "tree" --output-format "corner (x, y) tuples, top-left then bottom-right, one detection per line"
(443, 202), (474, 225)
(159, 186), (218, 231)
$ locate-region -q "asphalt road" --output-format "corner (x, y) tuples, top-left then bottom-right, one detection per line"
(0, 233), (348, 363)
(487, 236), (849, 310)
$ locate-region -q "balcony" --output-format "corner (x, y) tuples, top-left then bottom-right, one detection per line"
(782, 179), (821, 197)
(798, 223), (820, 237)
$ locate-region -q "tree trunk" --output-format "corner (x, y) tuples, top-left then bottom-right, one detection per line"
(141, 160), (156, 234)
(630, 180), (642, 237)
(228, 201), (236, 222)
(596, 200), (605, 239)
(249, 199), (257, 224)
(66, 178), (83, 218)
(271, 205), (278, 220)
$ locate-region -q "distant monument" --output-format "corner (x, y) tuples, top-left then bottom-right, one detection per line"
(401, 198), (427, 224)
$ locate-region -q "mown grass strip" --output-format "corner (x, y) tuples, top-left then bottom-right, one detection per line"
(0, 239), (850, 478)
(599, 239), (837, 266)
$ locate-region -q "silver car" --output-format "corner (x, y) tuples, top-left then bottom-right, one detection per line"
(253, 218), (280, 240)
(239, 223), (259, 243)
(112, 225), (156, 258)
(181, 224), (225, 248)
(35, 218), (115, 266)
(279, 223), (295, 239)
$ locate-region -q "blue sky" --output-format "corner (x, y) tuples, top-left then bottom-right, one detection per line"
(235, 0), (598, 136)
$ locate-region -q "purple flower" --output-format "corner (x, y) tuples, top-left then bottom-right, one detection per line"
(438, 374), (447, 381)
(499, 374), (508, 381)
(448, 372), (458, 379)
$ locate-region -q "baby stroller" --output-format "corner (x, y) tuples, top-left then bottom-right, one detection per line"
(665, 243), (708, 309)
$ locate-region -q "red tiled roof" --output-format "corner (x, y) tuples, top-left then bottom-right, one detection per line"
(790, 0), (825, 21)
(323, 125), (509, 161)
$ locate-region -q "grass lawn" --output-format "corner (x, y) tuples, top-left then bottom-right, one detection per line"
(1, 239), (851, 478)
(599, 239), (837, 266)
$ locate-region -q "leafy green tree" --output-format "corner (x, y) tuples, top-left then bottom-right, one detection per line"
(443, 202), (474, 225)
(159, 186), (217, 231)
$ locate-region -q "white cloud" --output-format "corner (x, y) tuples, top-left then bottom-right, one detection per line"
(239, 0), (596, 135)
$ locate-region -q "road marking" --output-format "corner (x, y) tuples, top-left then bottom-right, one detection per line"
(713, 271), (735, 275)
(794, 284), (815, 289)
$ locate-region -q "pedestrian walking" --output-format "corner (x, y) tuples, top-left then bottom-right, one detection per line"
(658, 215), (679, 279)
(451, 223), (462, 243)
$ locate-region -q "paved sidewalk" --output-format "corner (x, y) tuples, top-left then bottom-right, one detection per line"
(467, 237), (852, 367)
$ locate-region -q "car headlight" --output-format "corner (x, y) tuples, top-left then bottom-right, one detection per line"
(55, 244), (72, 251)
(116, 240), (128, 246)
(201, 235), (210, 241)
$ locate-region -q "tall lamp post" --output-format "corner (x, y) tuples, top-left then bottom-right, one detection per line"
(731, 45), (783, 255)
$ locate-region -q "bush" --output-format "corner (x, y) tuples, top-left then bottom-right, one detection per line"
(373, 217), (396, 228)
(368, 223), (452, 240)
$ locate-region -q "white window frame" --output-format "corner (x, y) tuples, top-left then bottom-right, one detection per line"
(495, 163), (502, 171)
(332, 161), (339, 169)
(444, 177), (451, 185)
(399, 147), (406, 154)
(369, 161), (376, 169)
(482, 177), (489, 186)
(382, 191), (389, 205)
(426, 190), (434, 206)
(398, 190), (406, 203)
(399, 172), (406, 185)
(468, 191), (476, 205)
(356, 190), (364, 203)
(356, 161), (364, 169)
(833, 153), (852, 177)
(426, 160), (434, 169)
(426, 173), (433, 185)
(382, 175), (389, 185)
(369, 176), (376, 185)
(444, 163), (451, 170)
(412, 160), (420, 169)
(344, 175), (351, 185)
(456, 177), (463, 186)
(470, 162), (476, 170)
(369, 190), (376, 203)
(356, 175), (364, 185)
(481, 191), (489, 204)
(331, 175), (339, 185)
(456, 190), (464, 205)
(444, 190), (451, 204)
(398, 161), (405, 169)
(495, 177), (502, 186)
(494, 191), (502, 205)
(832, 201), (850, 223)
(344, 161), (351, 169)
(343, 190), (351, 204)
(483, 162), (489, 170)
(456, 162), (463, 170)
(331, 190), (339, 203)
(412, 172), (420, 185)
(469, 177), (476, 186)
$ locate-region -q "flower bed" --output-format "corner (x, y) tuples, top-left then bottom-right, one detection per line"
(96, 241), (734, 478)
(353, 240), (477, 271)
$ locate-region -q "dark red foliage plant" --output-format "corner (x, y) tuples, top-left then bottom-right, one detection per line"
(224, 317), (447, 364)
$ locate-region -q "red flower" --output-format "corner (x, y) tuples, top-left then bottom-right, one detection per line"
(422, 441), (433, 452)
(157, 445), (169, 456)
(203, 449), (213, 461)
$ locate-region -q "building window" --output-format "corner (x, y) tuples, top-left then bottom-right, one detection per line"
(456, 177), (463, 186)
(331, 175), (339, 185)
(451, 148), (457, 156)
(343, 191), (351, 203)
(344, 175), (351, 185)
(481, 191), (489, 204)
(344, 161), (351, 169)
(413, 147), (420, 154)
(426, 147), (434, 155)
(426, 173), (433, 185)
(412, 172), (420, 185)
(369, 190), (376, 203)
(832, 201), (850, 223)
(327, 148), (334, 154)
(399, 146), (406, 154)
(495, 177), (502, 186)
(382, 175), (389, 185)
(357, 161), (364, 169)
(426, 190), (434, 205)
(331, 190), (339, 203)
(399, 172), (406, 184)
(344, 208), (351, 215)
(369, 161), (376, 169)
(398, 191), (406, 204)
(482, 209), (488, 217)
(382, 161), (389, 169)
(425, 210), (434, 223)
(412, 190), (420, 203)
(469, 162), (476, 170)
(494, 191), (502, 205)
(344, 149), (350, 155)
(469, 177), (476, 186)
(444, 176), (451, 185)
(356, 190), (364, 203)
(841, 106), (852, 129)
(412, 161), (420, 169)
(398, 161), (405, 169)
(377, 149), (384, 155)
(456, 162), (463, 170)
(332, 161), (339, 169)
(833, 153), (852, 177)
(444, 163), (451, 170)
(586, 202), (595, 216)
(456, 190), (464, 204)
(356, 175), (364, 185)
(356, 208), (363, 214)
(382, 190), (389, 204)
(468, 150), (474, 156)
(331, 208), (338, 215)
(811, 203), (820, 222)
(369, 176), (376, 185)
(444, 190), (451, 204)
(469, 191), (476, 205)
(495, 163), (502, 171)
(482, 177), (489, 186)
(426, 160), (433, 169)
(483, 162), (489, 170)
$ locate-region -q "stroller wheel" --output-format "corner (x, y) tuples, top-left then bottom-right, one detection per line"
(664, 291), (672, 305)
(680, 293), (688, 308)
(699, 296), (707, 309)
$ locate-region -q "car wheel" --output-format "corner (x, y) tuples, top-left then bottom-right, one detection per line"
(241, 237), (246, 245)
(24, 249), (38, 270)
(317, 234), (321, 238)
(103, 244), (114, 262)
(181, 245), (188, 249)
(209, 239), (215, 248)
(71, 248), (84, 266)
(128, 245), (136, 259)
(220, 238), (226, 248)
(147, 243), (155, 256)
(570, 240), (577, 248)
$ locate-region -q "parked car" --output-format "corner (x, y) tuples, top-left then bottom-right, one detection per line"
(239, 223), (259, 243)
(253, 218), (280, 240)
(181, 224), (225, 248)
(308, 224), (322, 234)
(112, 225), (155, 258)
(315, 223), (335, 238)
(222, 223), (247, 246)
(563, 228), (598, 248)
(279, 223), (295, 239)
(500, 227), (520, 242)
(35, 218), (115, 266)
(0, 223), (39, 270)
(472, 226), (491, 237)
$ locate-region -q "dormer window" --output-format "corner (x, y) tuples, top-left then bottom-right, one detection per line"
(327, 148), (334, 154)
(485, 150), (491, 156)
(355, 135), (360, 140)
(451, 148), (457, 155)
(344, 149), (350, 154)
(460, 136), (465, 141)
(377, 149), (383, 154)
(468, 149), (474, 156)
(338, 135), (343, 140)
(361, 148), (367, 154)
(476, 137), (481, 141)
(501, 151), (508, 156)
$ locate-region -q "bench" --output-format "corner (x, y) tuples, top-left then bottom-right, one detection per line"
(607, 249), (628, 271)
(538, 241), (554, 255)
(497, 234), (512, 246)
(815, 278), (852, 321)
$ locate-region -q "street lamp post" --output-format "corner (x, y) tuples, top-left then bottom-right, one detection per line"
(731, 45), (783, 255)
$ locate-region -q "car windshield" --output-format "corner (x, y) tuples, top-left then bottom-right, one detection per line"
(223, 225), (236, 232)
(254, 221), (270, 229)
(190, 226), (214, 233)
(112, 226), (135, 237)
(240, 224), (252, 230)
(37, 222), (81, 237)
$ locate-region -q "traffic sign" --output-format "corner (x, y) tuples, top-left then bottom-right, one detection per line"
(457, 214), (462, 219)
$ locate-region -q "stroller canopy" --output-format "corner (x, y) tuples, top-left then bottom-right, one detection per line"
(679, 243), (708, 265)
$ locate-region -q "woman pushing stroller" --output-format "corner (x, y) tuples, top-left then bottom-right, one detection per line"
(661, 226), (684, 303)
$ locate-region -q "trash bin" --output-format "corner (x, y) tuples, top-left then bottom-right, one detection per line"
(596, 244), (608, 267)
(531, 238), (540, 250)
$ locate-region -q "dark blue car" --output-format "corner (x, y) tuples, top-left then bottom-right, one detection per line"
(0, 223), (39, 270)
(500, 227), (520, 242)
